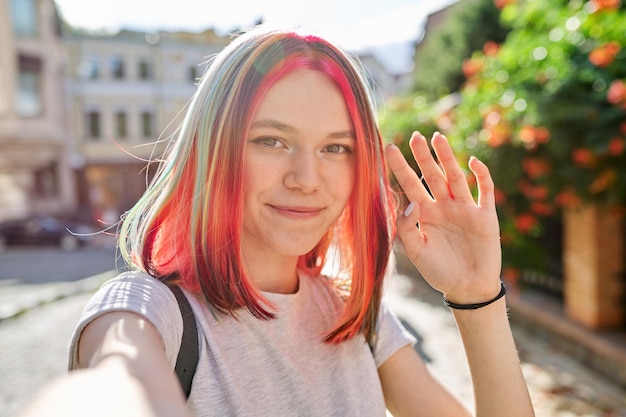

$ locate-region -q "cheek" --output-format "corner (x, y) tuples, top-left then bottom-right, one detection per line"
(242, 154), (270, 193)
(339, 161), (357, 197)
(242, 155), (286, 205)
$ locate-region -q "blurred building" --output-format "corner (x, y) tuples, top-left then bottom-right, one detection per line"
(358, 53), (412, 109)
(63, 28), (229, 221)
(0, 0), (75, 222)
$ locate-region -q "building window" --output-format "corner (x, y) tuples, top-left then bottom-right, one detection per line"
(110, 56), (125, 79)
(115, 111), (127, 140)
(16, 54), (42, 117)
(11, 0), (38, 37)
(34, 162), (59, 197)
(138, 59), (151, 80)
(78, 57), (100, 79)
(87, 110), (101, 139)
(141, 111), (154, 138)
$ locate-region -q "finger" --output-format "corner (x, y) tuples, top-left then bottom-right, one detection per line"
(469, 156), (495, 210)
(431, 133), (474, 203)
(396, 199), (426, 260)
(409, 132), (451, 201)
(385, 141), (432, 204)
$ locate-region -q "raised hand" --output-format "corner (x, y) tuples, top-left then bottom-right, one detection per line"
(385, 131), (502, 304)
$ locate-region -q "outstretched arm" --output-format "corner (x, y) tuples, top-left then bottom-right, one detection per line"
(381, 131), (534, 417)
(19, 312), (192, 417)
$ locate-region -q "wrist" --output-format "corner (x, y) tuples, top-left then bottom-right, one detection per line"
(443, 281), (506, 310)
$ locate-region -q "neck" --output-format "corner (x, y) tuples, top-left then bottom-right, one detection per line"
(243, 252), (300, 294)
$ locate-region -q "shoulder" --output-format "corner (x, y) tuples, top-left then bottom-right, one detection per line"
(68, 270), (183, 370)
(79, 271), (176, 316)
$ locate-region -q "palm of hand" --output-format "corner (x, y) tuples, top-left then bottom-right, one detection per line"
(386, 132), (502, 303)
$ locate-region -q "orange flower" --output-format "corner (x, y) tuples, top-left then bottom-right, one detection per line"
(591, 0), (622, 11)
(494, 188), (507, 205)
(589, 169), (617, 194)
(483, 41), (500, 56)
(607, 79), (626, 107)
(527, 185), (549, 200)
(502, 267), (521, 284)
(555, 190), (581, 208)
(494, 0), (517, 9)
(535, 127), (550, 144)
(571, 148), (596, 167)
(518, 125), (550, 148)
(519, 126), (536, 144)
(589, 41), (621, 67)
(530, 202), (555, 217)
(462, 58), (483, 79)
(515, 213), (538, 234)
(522, 158), (551, 179)
(608, 137), (625, 156)
(517, 180), (548, 200)
(483, 112), (511, 147)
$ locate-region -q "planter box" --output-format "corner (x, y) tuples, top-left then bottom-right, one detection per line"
(563, 205), (625, 329)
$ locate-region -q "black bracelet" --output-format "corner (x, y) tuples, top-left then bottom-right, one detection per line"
(443, 281), (507, 310)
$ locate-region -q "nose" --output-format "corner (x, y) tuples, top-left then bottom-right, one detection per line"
(284, 150), (321, 193)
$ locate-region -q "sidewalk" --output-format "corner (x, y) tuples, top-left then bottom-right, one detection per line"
(507, 284), (626, 387)
(0, 270), (115, 322)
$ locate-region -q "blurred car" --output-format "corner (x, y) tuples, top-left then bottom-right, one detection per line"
(0, 215), (95, 252)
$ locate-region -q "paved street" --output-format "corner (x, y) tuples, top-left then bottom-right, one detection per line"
(0, 247), (625, 416)
(0, 246), (120, 319)
(0, 245), (120, 284)
(0, 293), (93, 417)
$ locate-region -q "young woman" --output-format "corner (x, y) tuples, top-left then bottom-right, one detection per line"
(65, 25), (534, 417)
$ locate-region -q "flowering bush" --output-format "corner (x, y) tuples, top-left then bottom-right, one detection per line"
(445, 0), (626, 275)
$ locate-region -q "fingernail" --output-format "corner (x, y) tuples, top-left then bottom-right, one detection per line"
(403, 201), (415, 217)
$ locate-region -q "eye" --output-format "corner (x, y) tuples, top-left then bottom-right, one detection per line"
(324, 144), (352, 154)
(252, 136), (285, 149)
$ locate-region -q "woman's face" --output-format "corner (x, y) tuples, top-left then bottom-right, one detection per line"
(242, 69), (356, 262)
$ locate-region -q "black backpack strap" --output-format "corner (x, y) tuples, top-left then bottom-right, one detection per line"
(167, 284), (199, 399)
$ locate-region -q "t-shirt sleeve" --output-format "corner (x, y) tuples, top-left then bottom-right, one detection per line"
(371, 301), (416, 368)
(67, 271), (183, 371)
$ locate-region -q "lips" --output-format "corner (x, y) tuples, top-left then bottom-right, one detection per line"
(268, 204), (324, 219)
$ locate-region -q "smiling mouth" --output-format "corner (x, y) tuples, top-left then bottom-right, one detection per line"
(269, 205), (323, 218)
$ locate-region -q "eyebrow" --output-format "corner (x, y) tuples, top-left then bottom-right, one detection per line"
(250, 118), (356, 140)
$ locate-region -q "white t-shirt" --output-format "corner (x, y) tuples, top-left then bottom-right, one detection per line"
(68, 270), (415, 416)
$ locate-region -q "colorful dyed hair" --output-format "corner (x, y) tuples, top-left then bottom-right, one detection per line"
(118, 25), (397, 344)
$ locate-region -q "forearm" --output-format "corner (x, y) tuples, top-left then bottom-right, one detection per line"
(78, 312), (192, 417)
(452, 297), (535, 417)
(20, 359), (190, 417)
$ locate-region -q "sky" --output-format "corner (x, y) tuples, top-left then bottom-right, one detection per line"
(53, 0), (457, 74)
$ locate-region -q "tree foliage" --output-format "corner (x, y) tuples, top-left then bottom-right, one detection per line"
(412, 0), (510, 99)
(447, 0), (626, 275)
